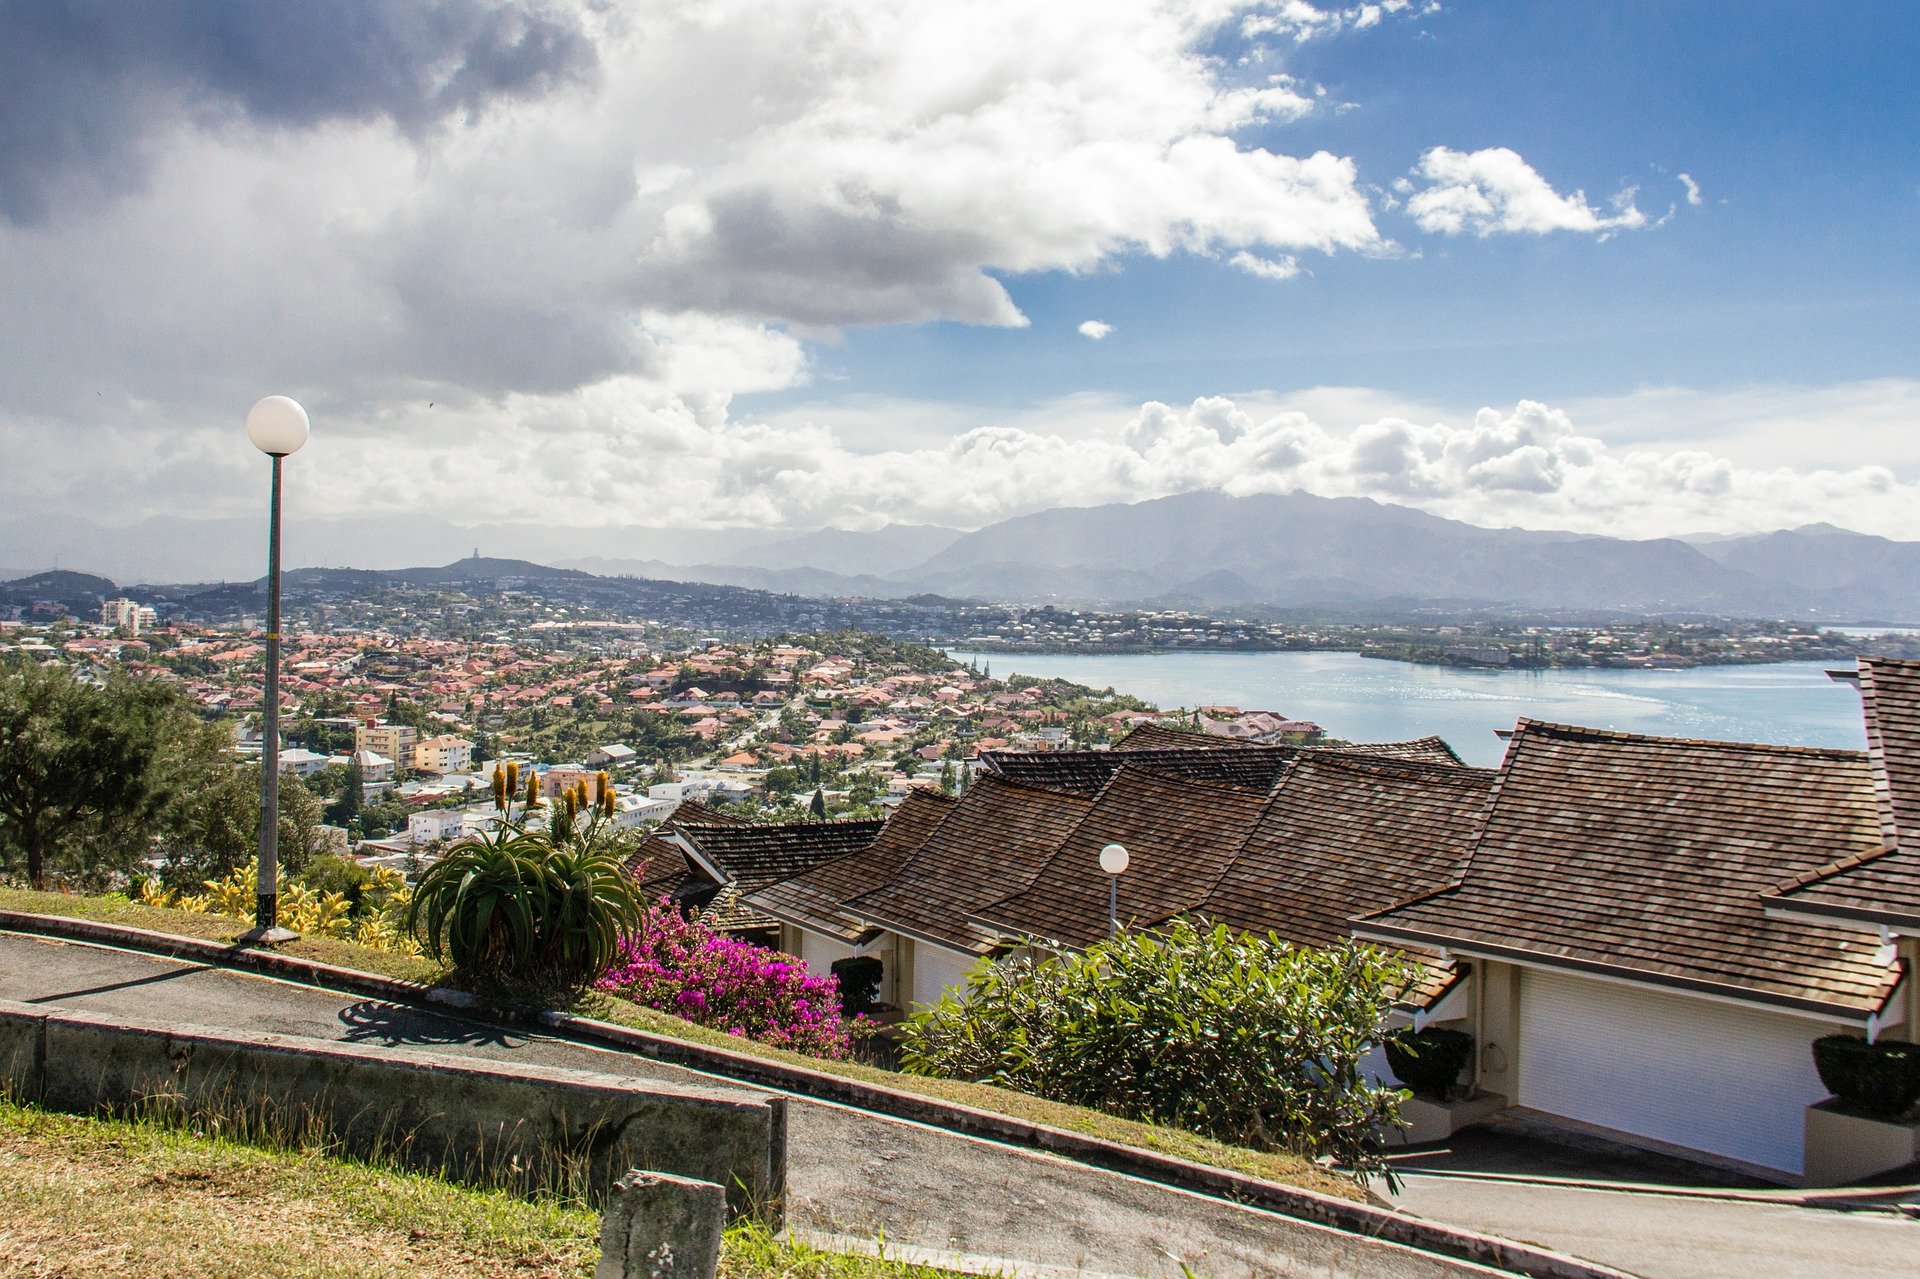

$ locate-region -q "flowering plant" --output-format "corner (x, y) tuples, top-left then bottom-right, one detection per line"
(596, 900), (862, 1059)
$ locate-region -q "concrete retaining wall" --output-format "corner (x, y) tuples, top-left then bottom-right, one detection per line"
(0, 997), (783, 1217)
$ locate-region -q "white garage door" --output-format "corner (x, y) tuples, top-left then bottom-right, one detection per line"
(1518, 968), (1830, 1175)
(912, 943), (979, 1009)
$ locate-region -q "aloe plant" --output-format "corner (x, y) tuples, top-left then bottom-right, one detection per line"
(405, 765), (642, 990)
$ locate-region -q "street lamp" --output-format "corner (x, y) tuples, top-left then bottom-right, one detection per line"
(241, 395), (309, 944)
(1099, 842), (1129, 938)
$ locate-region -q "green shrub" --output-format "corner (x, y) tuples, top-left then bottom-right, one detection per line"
(1383, 1025), (1475, 1101)
(296, 853), (372, 902)
(899, 919), (1411, 1179)
(830, 955), (885, 1015)
(1812, 1035), (1920, 1118)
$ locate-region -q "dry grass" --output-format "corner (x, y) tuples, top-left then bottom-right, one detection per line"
(1, 888), (1358, 1203)
(0, 1098), (598, 1278)
(0, 1100), (965, 1279)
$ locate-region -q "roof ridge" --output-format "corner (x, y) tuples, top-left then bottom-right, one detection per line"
(1291, 749), (1496, 784)
(1511, 716), (1870, 760)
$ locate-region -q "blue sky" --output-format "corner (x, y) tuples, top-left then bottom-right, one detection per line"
(757, 3), (1919, 415)
(0, 0), (1915, 544)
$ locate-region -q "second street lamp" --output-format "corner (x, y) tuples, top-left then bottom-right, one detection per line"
(241, 394), (310, 944)
(1099, 842), (1129, 938)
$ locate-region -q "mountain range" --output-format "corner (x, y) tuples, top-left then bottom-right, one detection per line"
(6, 492), (1920, 621)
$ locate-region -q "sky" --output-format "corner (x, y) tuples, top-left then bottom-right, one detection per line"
(1, 0), (1915, 543)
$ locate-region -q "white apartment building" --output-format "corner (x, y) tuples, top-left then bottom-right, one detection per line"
(100, 598), (157, 636)
(355, 720), (417, 772)
(413, 735), (474, 775)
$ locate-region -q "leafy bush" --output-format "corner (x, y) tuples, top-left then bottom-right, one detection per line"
(830, 955), (884, 1014)
(596, 901), (860, 1059)
(899, 919), (1411, 1178)
(1383, 1026), (1475, 1101)
(1813, 1035), (1920, 1118)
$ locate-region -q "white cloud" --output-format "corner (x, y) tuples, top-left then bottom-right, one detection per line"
(1405, 147), (1649, 237)
(1244, 1), (1426, 42)
(1078, 320), (1114, 340)
(1678, 172), (1703, 206)
(15, 379), (1920, 544)
(1229, 250), (1301, 279)
(0, 0), (1399, 430)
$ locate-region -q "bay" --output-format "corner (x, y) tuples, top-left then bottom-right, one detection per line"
(945, 650), (1866, 768)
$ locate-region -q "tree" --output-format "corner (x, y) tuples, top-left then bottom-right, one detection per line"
(0, 662), (200, 889)
(159, 761), (326, 888)
(808, 787), (828, 819)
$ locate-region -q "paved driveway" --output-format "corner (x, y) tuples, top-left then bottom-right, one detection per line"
(1379, 1124), (1920, 1279)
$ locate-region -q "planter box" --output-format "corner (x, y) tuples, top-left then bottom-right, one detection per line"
(1803, 1098), (1920, 1187)
(1391, 1091), (1509, 1147)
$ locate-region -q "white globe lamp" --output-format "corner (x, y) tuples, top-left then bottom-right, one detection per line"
(1099, 843), (1130, 875)
(246, 395), (310, 457)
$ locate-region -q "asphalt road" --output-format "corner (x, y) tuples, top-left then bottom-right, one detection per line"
(0, 931), (1481, 1279)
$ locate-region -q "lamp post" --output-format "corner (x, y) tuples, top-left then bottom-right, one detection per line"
(1099, 842), (1129, 938)
(241, 395), (309, 944)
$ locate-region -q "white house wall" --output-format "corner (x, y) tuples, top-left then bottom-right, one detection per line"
(1516, 967), (1832, 1177)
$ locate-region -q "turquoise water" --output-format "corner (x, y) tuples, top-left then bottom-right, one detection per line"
(946, 651), (1866, 768)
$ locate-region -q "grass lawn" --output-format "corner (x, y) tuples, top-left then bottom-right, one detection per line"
(0, 886), (1358, 1202)
(0, 1098), (961, 1279)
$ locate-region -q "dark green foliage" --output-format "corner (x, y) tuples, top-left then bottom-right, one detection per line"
(830, 955), (885, 1014)
(1383, 1025), (1476, 1101)
(0, 662), (226, 889)
(899, 919), (1410, 1180)
(156, 761), (325, 888)
(1812, 1035), (1920, 1118)
(296, 852), (371, 903)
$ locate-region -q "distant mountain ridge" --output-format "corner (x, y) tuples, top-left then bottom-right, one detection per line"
(5, 493), (1920, 621)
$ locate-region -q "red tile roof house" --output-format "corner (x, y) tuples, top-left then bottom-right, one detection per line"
(1356, 714), (1904, 1183)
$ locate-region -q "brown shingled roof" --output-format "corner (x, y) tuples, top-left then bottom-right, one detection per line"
(1201, 753), (1494, 938)
(845, 774), (1093, 953)
(1768, 657), (1920, 930)
(981, 736), (1463, 798)
(620, 797), (744, 890)
(1111, 723), (1240, 751)
(674, 817), (885, 934)
(974, 765), (1271, 950)
(742, 789), (959, 942)
(1196, 752), (1495, 1003)
(1357, 719), (1899, 1019)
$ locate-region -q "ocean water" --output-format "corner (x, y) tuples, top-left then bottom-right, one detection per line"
(945, 650), (1867, 768)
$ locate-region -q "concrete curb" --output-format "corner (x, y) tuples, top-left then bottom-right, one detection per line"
(0, 909), (1631, 1279)
(1392, 1166), (1920, 1214)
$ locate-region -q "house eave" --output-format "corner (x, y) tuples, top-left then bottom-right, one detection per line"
(1353, 920), (1883, 1025)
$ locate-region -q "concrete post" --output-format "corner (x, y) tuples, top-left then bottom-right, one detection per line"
(596, 1169), (726, 1279)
